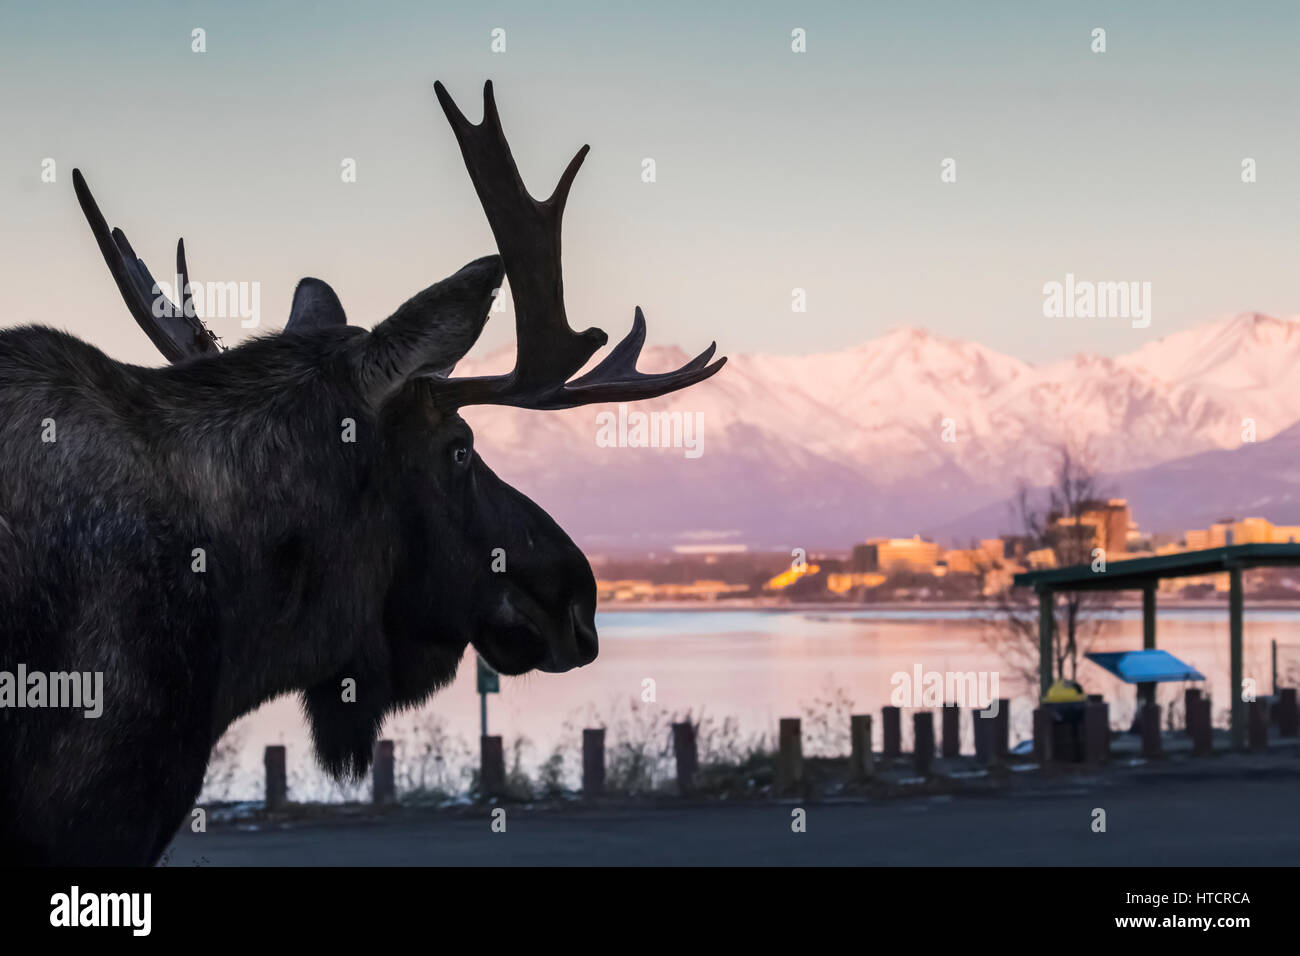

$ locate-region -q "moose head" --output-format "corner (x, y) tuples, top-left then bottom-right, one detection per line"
(68, 82), (725, 779)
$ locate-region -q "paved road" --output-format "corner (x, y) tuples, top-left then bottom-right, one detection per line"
(170, 770), (1300, 865)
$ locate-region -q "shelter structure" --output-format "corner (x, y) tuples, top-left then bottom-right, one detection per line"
(1014, 543), (1300, 748)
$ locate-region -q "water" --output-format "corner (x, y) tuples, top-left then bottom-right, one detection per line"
(207, 607), (1300, 801)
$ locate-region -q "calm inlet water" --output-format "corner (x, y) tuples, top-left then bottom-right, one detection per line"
(207, 608), (1299, 801)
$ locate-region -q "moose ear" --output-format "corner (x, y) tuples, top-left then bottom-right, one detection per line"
(354, 255), (503, 406)
(287, 278), (347, 331)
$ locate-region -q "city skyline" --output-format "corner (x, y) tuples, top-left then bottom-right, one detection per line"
(594, 503), (1300, 602)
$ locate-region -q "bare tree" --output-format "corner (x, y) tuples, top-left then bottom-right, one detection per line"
(978, 448), (1117, 689)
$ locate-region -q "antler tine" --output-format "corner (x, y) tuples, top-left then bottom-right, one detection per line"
(556, 351), (726, 409)
(176, 237), (223, 350)
(569, 307), (649, 383)
(434, 81), (606, 386)
(559, 307), (725, 406)
(479, 80), (506, 146)
(547, 144), (589, 214)
(72, 169), (222, 362)
(176, 238), (194, 324)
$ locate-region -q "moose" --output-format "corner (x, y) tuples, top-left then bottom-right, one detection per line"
(0, 81), (724, 865)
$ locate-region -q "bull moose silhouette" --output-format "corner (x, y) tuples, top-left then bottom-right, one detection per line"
(0, 81), (724, 865)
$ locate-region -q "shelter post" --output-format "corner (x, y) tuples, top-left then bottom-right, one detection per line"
(1140, 585), (1157, 708)
(1038, 587), (1053, 698)
(1229, 564), (1244, 749)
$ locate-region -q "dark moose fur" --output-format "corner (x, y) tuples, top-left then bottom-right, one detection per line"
(0, 268), (599, 865)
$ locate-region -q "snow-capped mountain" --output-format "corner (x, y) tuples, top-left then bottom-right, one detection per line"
(454, 312), (1300, 551)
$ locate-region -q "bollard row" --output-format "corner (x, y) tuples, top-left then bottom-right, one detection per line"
(256, 688), (1296, 807)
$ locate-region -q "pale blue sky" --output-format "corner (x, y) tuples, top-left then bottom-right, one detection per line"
(2, 0), (1299, 365)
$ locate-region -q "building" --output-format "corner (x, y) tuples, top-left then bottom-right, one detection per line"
(849, 543), (879, 572)
(1050, 498), (1131, 557)
(1026, 547), (1057, 570)
(826, 572), (887, 594)
(764, 564), (820, 591)
(596, 579), (656, 602)
(942, 549), (978, 574)
(596, 578), (749, 602)
(868, 536), (941, 573)
(1184, 516), (1300, 550)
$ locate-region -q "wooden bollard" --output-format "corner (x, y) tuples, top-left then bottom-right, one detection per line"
(582, 728), (606, 797)
(881, 706), (901, 760)
(1191, 697), (1213, 756)
(1141, 702), (1162, 758)
(994, 699), (1010, 758)
(941, 704), (960, 758)
(1248, 699), (1269, 752)
(1184, 688), (1202, 735)
(1032, 707), (1052, 764)
(480, 735), (505, 797)
(1083, 700), (1109, 764)
(671, 722), (698, 794)
(264, 745), (287, 811)
(913, 712), (934, 776)
(849, 714), (874, 779)
(372, 739), (395, 805)
(1277, 688), (1298, 737)
(974, 711), (997, 766)
(776, 717), (803, 794)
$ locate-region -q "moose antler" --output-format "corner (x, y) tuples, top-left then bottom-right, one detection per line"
(72, 169), (223, 362)
(75, 170), (350, 363)
(431, 81), (725, 410)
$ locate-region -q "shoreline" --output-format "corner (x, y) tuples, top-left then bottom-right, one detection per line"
(597, 598), (1300, 613)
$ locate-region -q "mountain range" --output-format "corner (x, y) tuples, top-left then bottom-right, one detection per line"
(454, 311), (1300, 552)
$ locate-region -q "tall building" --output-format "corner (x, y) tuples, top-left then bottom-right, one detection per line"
(850, 543), (880, 573)
(1050, 498), (1131, 558)
(1093, 499), (1132, 555)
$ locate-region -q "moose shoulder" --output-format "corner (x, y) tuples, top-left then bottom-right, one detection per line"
(0, 82), (723, 866)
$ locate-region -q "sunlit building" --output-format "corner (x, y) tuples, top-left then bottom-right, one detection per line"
(942, 549), (978, 574)
(1026, 547), (1057, 570)
(1051, 498), (1131, 557)
(865, 535), (941, 573)
(764, 564), (821, 591)
(1184, 516), (1300, 549)
(826, 572), (887, 594)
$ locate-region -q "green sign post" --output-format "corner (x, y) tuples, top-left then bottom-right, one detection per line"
(476, 654), (499, 737)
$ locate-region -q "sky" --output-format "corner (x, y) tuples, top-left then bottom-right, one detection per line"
(2, 0), (1300, 366)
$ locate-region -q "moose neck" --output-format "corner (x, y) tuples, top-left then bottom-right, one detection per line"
(149, 330), (399, 732)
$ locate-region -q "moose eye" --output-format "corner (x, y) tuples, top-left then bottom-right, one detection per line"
(452, 444), (471, 466)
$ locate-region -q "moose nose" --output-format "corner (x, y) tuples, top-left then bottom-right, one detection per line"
(570, 602), (598, 667)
